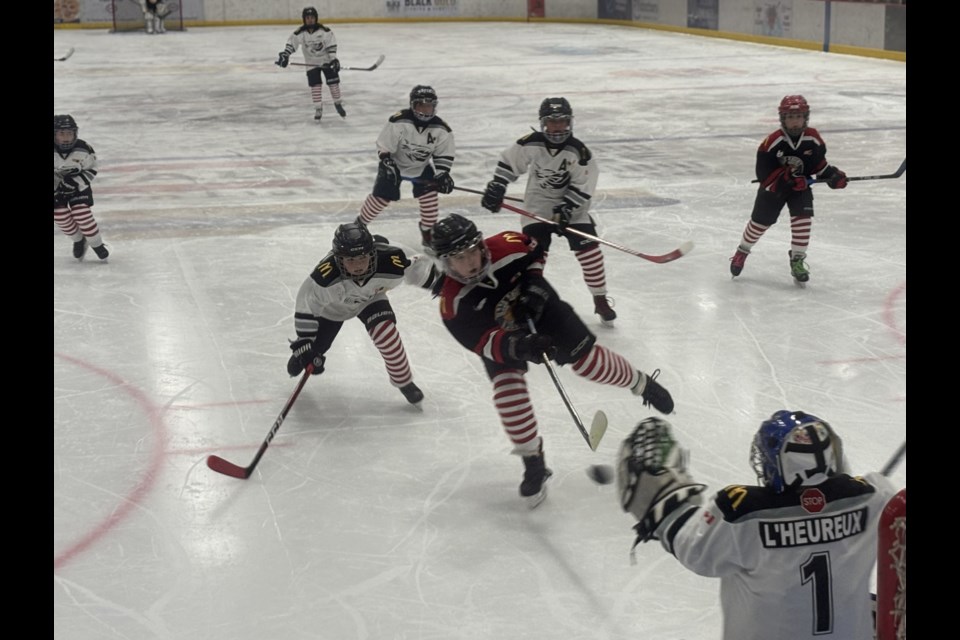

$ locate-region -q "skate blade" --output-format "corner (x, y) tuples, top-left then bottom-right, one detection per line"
(599, 318), (615, 328)
(523, 470), (553, 509)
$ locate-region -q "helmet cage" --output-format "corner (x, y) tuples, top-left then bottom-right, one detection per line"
(332, 223), (376, 280)
(538, 97), (573, 145)
(54, 114), (78, 152)
(431, 214), (491, 285)
(409, 85), (438, 123)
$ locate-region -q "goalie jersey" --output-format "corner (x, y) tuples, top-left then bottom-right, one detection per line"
(663, 472), (897, 640)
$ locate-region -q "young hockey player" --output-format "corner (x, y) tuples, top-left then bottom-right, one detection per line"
(286, 222), (439, 406)
(481, 97), (617, 326)
(53, 115), (109, 261)
(141, 0), (171, 34)
(357, 85), (456, 250)
(730, 95), (848, 284)
(275, 7), (345, 121)
(430, 213), (674, 508)
(615, 411), (898, 639)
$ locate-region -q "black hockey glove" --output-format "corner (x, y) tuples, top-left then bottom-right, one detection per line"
(276, 51), (290, 68)
(513, 279), (552, 324)
(433, 171), (454, 194)
(287, 338), (326, 376)
(481, 180), (506, 213)
(327, 58), (340, 73)
(552, 200), (576, 229)
(819, 165), (848, 189)
(378, 155), (401, 187)
(57, 164), (82, 177)
(506, 332), (557, 364)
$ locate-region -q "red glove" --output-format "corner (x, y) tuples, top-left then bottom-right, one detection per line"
(762, 166), (807, 192)
(820, 165), (848, 189)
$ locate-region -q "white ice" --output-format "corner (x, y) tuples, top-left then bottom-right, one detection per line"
(54, 23), (906, 640)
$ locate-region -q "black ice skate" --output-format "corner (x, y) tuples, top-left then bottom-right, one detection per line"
(73, 237), (87, 260)
(399, 382), (424, 406)
(92, 244), (110, 261)
(631, 369), (674, 414)
(335, 102), (346, 118)
(593, 295), (617, 326)
(730, 247), (749, 277)
(314, 107), (323, 122)
(520, 450), (553, 509)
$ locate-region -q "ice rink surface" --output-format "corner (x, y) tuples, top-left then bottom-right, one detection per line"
(54, 22), (906, 640)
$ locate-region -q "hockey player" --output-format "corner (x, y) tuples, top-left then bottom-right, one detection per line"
(53, 115), (109, 261)
(141, 0), (171, 34)
(287, 222), (439, 407)
(430, 213), (674, 508)
(481, 97), (617, 326)
(275, 7), (345, 121)
(357, 85), (455, 250)
(616, 411), (898, 640)
(730, 95), (848, 284)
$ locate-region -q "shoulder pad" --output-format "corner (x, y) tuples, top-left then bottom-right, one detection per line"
(308, 256), (345, 287)
(389, 110), (412, 124)
(713, 484), (785, 521)
(564, 137), (592, 165)
(519, 132), (547, 146)
(73, 140), (95, 154)
(318, 24), (331, 32)
(427, 116), (453, 133)
(374, 246), (410, 274)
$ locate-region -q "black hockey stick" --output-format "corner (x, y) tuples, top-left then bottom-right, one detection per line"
(527, 319), (608, 451)
(880, 441), (906, 477)
(751, 158), (906, 185)
(54, 47), (75, 62)
(289, 54), (385, 71)
(206, 363), (314, 479)
(401, 178), (524, 203)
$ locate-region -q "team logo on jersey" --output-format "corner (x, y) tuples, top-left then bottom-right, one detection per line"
(800, 488), (826, 513)
(534, 166), (571, 191)
(400, 139), (433, 162)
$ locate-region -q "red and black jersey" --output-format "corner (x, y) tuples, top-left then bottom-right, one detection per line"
(436, 231), (544, 363)
(755, 127), (829, 184)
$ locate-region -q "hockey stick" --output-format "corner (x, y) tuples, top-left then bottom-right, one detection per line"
(527, 319), (608, 451)
(751, 158), (906, 185)
(54, 47), (75, 62)
(880, 441), (906, 477)
(206, 363), (314, 479)
(289, 54), (385, 71)
(500, 202), (693, 264)
(400, 178), (524, 203)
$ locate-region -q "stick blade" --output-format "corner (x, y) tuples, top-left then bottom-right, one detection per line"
(642, 241), (694, 264)
(206, 454), (251, 479)
(588, 411), (608, 451)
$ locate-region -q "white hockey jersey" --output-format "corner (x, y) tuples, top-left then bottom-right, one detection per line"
(660, 472), (898, 640)
(294, 243), (436, 329)
(53, 140), (97, 195)
(283, 24), (337, 66)
(493, 132), (598, 226)
(375, 110), (455, 178)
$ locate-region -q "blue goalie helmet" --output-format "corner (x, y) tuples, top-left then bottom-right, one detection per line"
(750, 410), (844, 493)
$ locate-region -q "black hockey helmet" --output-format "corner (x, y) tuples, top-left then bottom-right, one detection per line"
(54, 114), (79, 152)
(302, 6), (319, 22)
(332, 222), (376, 278)
(410, 85), (438, 123)
(431, 214), (491, 284)
(539, 97), (573, 145)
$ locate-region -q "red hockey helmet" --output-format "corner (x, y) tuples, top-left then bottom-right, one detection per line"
(778, 95), (809, 135)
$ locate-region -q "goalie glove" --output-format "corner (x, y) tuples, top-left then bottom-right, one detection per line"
(616, 417), (706, 546)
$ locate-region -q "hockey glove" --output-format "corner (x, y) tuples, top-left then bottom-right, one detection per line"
(481, 180), (507, 213)
(506, 332), (557, 364)
(57, 164), (82, 177)
(276, 51), (290, 68)
(328, 58), (341, 73)
(433, 171), (454, 194)
(378, 155), (401, 187)
(552, 200), (576, 229)
(513, 279), (552, 324)
(819, 165), (848, 189)
(617, 417), (707, 544)
(287, 338), (326, 377)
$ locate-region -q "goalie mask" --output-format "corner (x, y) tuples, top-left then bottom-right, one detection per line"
(539, 97), (573, 145)
(54, 114), (79, 152)
(410, 85), (438, 123)
(431, 213), (491, 285)
(751, 410), (844, 494)
(332, 222), (376, 280)
(778, 95), (809, 137)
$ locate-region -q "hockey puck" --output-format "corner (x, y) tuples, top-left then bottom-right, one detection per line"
(587, 464), (615, 485)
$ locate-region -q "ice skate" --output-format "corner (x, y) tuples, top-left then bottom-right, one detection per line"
(334, 102), (346, 118)
(730, 247), (749, 277)
(419, 225), (435, 255)
(314, 107), (323, 122)
(631, 369), (674, 414)
(92, 243), (110, 261)
(789, 250), (809, 285)
(520, 450), (553, 509)
(399, 382), (424, 407)
(593, 295), (617, 327)
(73, 237), (87, 260)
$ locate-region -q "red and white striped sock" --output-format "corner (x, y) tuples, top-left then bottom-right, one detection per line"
(492, 370), (541, 455)
(368, 320), (413, 387)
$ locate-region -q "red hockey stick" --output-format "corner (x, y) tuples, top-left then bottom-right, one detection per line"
(206, 363), (314, 479)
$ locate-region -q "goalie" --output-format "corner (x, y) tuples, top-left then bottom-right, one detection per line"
(616, 412), (899, 640)
(141, 0), (171, 35)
